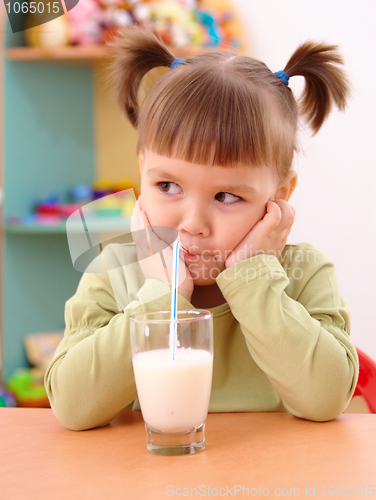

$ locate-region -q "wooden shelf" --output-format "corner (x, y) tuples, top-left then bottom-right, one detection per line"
(6, 217), (131, 234)
(6, 44), (207, 63)
(7, 45), (111, 64)
(5, 221), (70, 234)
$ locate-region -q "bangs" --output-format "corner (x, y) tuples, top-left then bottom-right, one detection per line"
(136, 56), (296, 176)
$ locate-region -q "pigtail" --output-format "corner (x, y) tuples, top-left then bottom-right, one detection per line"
(106, 26), (175, 127)
(283, 41), (351, 133)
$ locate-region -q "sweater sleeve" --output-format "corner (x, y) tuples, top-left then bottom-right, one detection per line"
(44, 249), (191, 431)
(216, 244), (359, 422)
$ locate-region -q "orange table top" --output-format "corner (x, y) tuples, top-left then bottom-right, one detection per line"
(0, 409), (375, 500)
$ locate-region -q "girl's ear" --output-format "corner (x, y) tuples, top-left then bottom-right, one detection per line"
(139, 149), (145, 174)
(274, 170), (298, 201)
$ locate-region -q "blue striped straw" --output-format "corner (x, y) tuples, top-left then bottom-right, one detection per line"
(169, 240), (180, 361)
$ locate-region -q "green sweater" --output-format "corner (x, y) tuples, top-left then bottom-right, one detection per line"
(45, 242), (359, 430)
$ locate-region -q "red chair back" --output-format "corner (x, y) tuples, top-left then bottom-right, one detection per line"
(353, 347), (376, 414)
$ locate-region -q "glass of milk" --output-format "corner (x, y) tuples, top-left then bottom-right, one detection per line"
(130, 309), (213, 455)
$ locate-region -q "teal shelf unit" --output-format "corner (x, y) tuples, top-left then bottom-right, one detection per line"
(1, 23), (98, 381)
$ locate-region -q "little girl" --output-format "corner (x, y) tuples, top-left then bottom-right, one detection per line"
(45, 27), (359, 431)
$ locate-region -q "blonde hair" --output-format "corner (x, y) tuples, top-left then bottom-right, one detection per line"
(107, 27), (350, 179)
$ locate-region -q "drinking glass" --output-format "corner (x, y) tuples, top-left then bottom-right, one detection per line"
(130, 310), (213, 455)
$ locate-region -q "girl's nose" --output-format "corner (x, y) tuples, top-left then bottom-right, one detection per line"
(178, 206), (210, 237)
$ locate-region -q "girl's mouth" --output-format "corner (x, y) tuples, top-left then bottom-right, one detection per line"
(180, 244), (199, 259)
(183, 253), (198, 260)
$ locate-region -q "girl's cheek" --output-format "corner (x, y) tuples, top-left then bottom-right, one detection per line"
(150, 208), (176, 228)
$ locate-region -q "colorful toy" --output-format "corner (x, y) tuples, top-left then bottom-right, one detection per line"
(6, 368), (50, 408)
(194, 0), (241, 50)
(99, 0), (142, 44)
(66, 0), (105, 46)
(93, 188), (136, 217)
(92, 179), (114, 199)
(100, 2), (134, 43)
(18, 213), (62, 225)
(11, 179), (140, 226)
(58, 204), (82, 218)
(25, 8), (71, 51)
(148, 0), (200, 48)
(34, 194), (61, 216)
(23, 0), (245, 52)
(94, 195), (123, 217)
(194, 4), (221, 46)
(34, 194), (81, 219)
(0, 385), (17, 407)
(71, 183), (93, 204)
(24, 331), (64, 373)
(122, 194), (136, 217)
(111, 178), (135, 193)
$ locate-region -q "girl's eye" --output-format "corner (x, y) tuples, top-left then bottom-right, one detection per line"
(158, 182), (182, 195)
(215, 192), (241, 204)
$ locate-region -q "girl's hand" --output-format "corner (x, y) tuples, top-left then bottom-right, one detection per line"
(130, 198), (194, 303)
(225, 199), (296, 269)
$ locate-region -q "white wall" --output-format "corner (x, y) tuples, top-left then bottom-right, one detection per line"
(231, 0), (376, 359)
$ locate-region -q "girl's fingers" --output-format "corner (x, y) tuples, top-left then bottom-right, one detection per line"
(140, 211), (153, 256)
(272, 199), (296, 232)
(131, 203), (153, 254)
(137, 212), (170, 256)
(260, 200), (283, 232)
(140, 210), (151, 227)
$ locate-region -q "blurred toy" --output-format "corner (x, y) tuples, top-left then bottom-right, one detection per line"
(92, 179), (113, 199)
(25, 0), (246, 52)
(23, 214), (62, 225)
(101, 24), (121, 44)
(99, 0), (142, 44)
(194, 3), (221, 46)
(34, 194), (61, 216)
(58, 204), (82, 217)
(66, 0), (105, 46)
(94, 196), (123, 217)
(34, 193), (81, 219)
(71, 183), (93, 204)
(25, 10), (71, 51)
(11, 179), (139, 227)
(148, 0), (200, 48)
(194, 0), (240, 50)
(24, 331), (64, 373)
(100, 3), (133, 44)
(0, 385), (17, 407)
(6, 368), (50, 408)
(91, 188), (136, 216)
(34, 194), (79, 219)
(113, 186), (137, 216)
(3, 332), (64, 408)
(121, 193), (136, 216)
(132, 1), (152, 23)
(111, 178), (135, 193)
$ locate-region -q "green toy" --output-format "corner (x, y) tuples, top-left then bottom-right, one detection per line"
(6, 368), (49, 407)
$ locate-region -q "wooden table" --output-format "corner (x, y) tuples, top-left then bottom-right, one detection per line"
(0, 409), (375, 500)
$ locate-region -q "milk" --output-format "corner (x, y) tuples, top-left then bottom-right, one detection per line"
(133, 348), (213, 433)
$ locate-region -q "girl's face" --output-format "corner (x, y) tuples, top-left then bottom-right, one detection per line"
(139, 148), (291, 286)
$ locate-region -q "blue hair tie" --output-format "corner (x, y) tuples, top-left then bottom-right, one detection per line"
(170, 58), (185, 70)
(274, 70), (290, 86)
